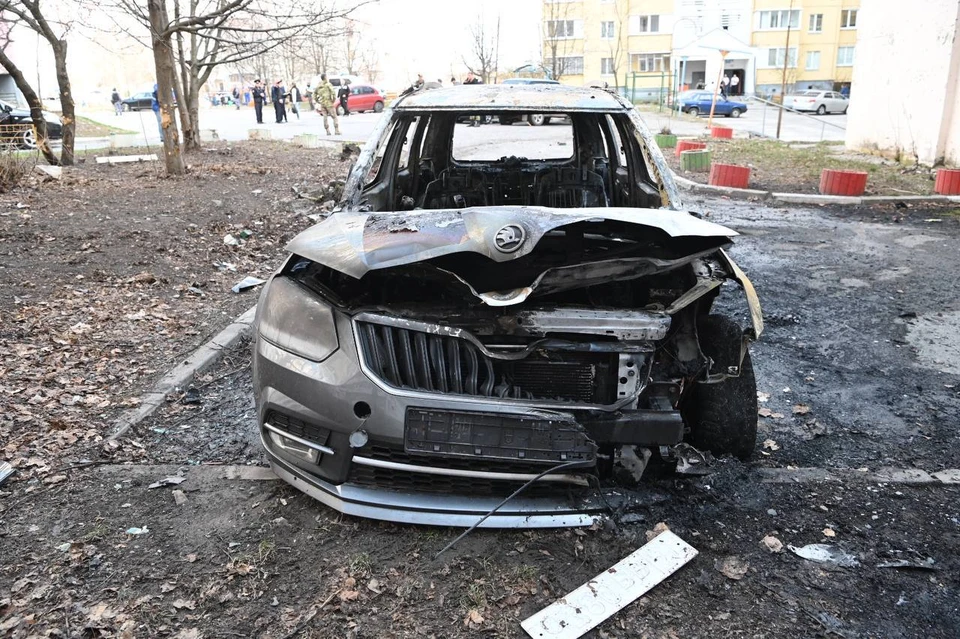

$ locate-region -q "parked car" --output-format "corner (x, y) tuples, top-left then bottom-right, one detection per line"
(121, 91), (154, 111)
(783, 90), (848, 115)
(252, 83), (763, 527)
(0, 99), (62, 148)
(500, 77), (561, 125)
(337, 84), (386, 114)
(676, 91), (747, 118)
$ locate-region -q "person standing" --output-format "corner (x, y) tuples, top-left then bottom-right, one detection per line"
(314, 73), (340, 136)
(338, 79), (351, 117)
(151, 83), (163, 141)
(720, 74), (730, 99)
(252, 79), (266, 124)
(232, 86), (240, 109)
(730, 74), (740, 96)
(305, 84), (314, 111)
(111, 88), (122, 116)
(271, 80), (286, 123)
(289, 83), (301, 120)
(463, 71), (482, 126)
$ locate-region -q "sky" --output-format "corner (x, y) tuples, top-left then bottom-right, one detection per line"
(351, 0), (543, 88)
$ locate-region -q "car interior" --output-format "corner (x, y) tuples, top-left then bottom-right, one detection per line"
(359, 112), (664, 212)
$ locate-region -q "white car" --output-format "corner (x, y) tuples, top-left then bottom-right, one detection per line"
(783, 90), (848, 115)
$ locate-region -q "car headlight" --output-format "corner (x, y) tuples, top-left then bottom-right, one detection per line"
(257, 277), (339, 362)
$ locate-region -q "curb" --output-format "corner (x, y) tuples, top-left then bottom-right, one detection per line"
(673, 171), (960, 206)
(110, 305), (257, 439)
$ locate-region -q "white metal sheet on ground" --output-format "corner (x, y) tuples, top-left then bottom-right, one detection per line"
(521, 530), (698, 639)
(95, 154), (158, 164)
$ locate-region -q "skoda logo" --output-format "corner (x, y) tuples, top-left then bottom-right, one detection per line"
(494, 224), (525, 253)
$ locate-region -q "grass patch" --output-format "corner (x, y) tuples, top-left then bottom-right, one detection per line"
(667, 138), (938, 195)
(75, 116), (136, 138)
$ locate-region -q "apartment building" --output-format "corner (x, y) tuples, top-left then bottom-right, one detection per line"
(541, 0), (860, 97)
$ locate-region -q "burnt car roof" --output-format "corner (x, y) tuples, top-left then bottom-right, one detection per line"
(393, 84), (629, 112)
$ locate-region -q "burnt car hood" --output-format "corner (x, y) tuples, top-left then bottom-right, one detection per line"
(286, 206), (738, 306)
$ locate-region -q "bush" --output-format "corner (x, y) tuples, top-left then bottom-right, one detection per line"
(0, 150), (34, 192)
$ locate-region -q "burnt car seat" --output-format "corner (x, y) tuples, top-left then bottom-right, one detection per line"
(421, 168), (491, 209)
(535, 167), (609, 208)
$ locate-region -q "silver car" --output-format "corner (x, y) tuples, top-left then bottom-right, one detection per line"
(252, 84), (763, 527)
(783, 90), (848, 115)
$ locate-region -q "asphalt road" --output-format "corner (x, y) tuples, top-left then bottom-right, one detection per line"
(78, 96), (846, 151)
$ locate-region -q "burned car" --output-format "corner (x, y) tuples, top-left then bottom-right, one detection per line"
(253, 84), (763, 527)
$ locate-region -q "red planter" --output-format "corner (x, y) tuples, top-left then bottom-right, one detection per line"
(934, 168), (960, 195)
(709, 163), (751, 189)
(819, 169), (868, 196)
(675, 139), (707, 157)
(710, 126), (733, 139)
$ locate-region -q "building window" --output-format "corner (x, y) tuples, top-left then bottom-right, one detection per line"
(805, 50), (820, 70)
(601, 21), (615, 39)
(758, 10), (800, 30)
(763, 47), (798, 68)
(629, 53), (671, 73)
(840, 9), (858, 29)
(630, 14), (660, 34)
(809, 13), (823, 33)
(545, 20), (575, 39)
(547, 56), (585, 75)
(601, 58), (615, 74)
(837, 46), (855, 66)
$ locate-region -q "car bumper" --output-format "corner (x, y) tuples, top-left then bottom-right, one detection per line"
(253, 310), (673, 527)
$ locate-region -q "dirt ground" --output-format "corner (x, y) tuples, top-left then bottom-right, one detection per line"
(2, 158), (960, 638)
(0, 140), (347, 486)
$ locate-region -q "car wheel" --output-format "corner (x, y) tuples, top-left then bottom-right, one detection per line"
(20, 127), (37, 150)
(688, 107), (699, 117)
(729, 108), (742, 118)
(373, 101), (384, 113)
(683, 314), (758, 460)
(122, 103), (131, 112)
(816, 104), (826, 115)
(528, 114), (545, 126)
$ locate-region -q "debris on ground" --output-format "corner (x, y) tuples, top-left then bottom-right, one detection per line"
(147, 476), (186, 489)
(521, 530), (698, 639)
(715, 555), (750, 580)
(788, 544), (859, 568)
(761, 535), (784, 553)
(231, 276), (266, 293)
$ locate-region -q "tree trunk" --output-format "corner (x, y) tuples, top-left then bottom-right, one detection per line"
(51, 40), (75, 166)
(0, 46), (58, 165)
(148, 0), (185, 176)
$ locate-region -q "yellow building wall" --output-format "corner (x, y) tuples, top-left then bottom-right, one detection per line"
(542, 0), (676, 88)
(751, 0), (860, 90)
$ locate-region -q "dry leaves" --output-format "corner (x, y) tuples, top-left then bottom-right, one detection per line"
(792, 404), (811, 415)
(463, 609), (485, 628)
(762, 439), (781, 451)
(761, 535), (784, 553)
(715, 556), (749, 580)
(758, 407), (785, 419)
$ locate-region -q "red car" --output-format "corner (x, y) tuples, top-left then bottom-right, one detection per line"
(339, 85), (386, 114)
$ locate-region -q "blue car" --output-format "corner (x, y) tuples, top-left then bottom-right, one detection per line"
(677, 91), (747, 118)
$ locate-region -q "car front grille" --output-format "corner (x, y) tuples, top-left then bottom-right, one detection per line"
(347, 464), (587, 499)
(355, 320), (617, 404)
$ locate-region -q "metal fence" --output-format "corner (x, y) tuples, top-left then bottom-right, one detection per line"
(0, 123), (37, 149)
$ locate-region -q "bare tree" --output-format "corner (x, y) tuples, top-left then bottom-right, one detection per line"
(605, 0), (627, 92)
(463, 12), (499, 84)
(541, 0), (573, 80)
(111, 0), (370, 154)
(147, 0), (184, 175)
(0, 0), (82, 166)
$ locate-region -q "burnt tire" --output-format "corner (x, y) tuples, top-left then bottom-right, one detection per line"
(686, 314), (757, 460)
